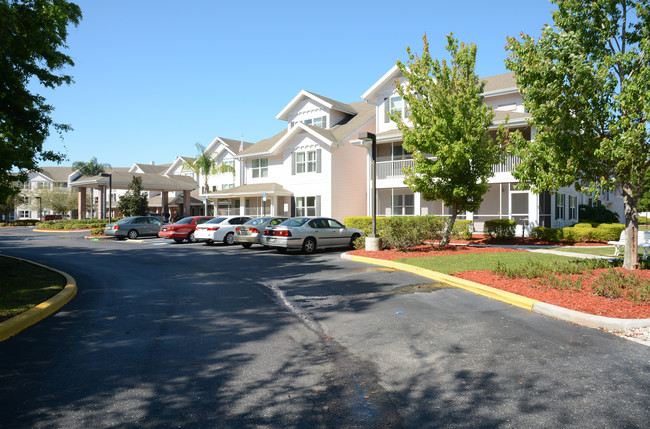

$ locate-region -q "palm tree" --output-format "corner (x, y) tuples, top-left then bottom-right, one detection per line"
(72, 157), (111, 177)
(182, 143), (235, 215)
(72, 157), (112, 218)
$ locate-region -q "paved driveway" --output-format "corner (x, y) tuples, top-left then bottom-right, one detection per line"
(0, 228), (648, 428)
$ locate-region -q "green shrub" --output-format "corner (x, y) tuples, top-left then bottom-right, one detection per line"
(90, 228), (105, 235)
(484, 219), (516, 240)
(531, 226), (563, 242)
(640, 216), (648, 224)
(381, 216), (445, 251)
(562, 223), (624, 243)
(453, 220), (474, 240)
(573, 223), (595, 228)
(579, 204), (619, 223)
(1, 219), (39, 226)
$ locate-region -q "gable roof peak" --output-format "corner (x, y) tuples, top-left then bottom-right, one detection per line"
(276, 89), (357, 121)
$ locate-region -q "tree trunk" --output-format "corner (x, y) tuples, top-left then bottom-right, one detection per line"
(439, 206), (458, 247)
(622, 184), (639, 270)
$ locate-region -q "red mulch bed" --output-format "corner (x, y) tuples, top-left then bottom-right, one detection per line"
(348, 245), (650, 319)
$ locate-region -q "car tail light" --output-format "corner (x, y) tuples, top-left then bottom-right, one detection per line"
(250, 228), (259, 234)
(264, 229), (291, 237)
(113, 225), (120, 230)
(235, 227), (240, 232)
(207, 227), (220, 231)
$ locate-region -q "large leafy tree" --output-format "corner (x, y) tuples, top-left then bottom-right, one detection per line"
(182, 142), (235, 215)
(0, 0), (82, 204)
(506, 0), (650, 269)
(117, 176), (148, 217)
(29, 186), (76, 215)
(392, 33), (506, 246)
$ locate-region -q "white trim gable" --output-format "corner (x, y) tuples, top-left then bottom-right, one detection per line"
(276, 89), (356, 121)
(205, 136), (236, 158)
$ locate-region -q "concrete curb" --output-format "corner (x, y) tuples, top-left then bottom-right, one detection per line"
(341, 252), (650, 330)
(33, 228), (93, 233)
(0, 256), (77, 342)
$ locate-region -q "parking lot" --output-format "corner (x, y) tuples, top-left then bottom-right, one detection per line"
(0, 227), (649, 428)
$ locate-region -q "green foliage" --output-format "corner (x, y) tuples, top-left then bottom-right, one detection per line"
(393, 33), (506, 245)
(562, 223), (625, 243)
(484, 219), (516, 240)
(381, 216), (446, 251)
(90, 228), (104, 235)
(1, 219), (38, 226)
(452, 220), (474, 240)
(531, 226), (564, 242)
(343, 216), (390, 236)
(29, 187), (77, 215)
(182, 143), (235, 194)
(117, 176), (148, 216)
(72, 157), (111, 177)
(505, 1), (650, 269)
(493, 258), (615, 279)
(579, 204), (619, 224)
(592, 269), (650, 303)
(0, 0), (82, 204)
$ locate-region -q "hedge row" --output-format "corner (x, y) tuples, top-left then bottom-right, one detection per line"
(531, 223), (625, 243)
(36, 218), (116, 230)
(0, 219), (39, 226)
(483, 219), (516, 240)
(344, 216), (475, 251)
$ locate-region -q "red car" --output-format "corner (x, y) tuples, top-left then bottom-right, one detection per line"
(158, 216), (213, 243)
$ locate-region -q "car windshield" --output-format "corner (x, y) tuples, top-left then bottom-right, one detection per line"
(175, 217), (194, 225)
(204, 217), (227, 224)
(245, 217), (272, 226)
(280, 217), (310, 227)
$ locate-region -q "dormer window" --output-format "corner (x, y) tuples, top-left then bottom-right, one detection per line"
(304, 116), (326, 128)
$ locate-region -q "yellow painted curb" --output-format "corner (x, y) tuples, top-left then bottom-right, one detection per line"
(0, 256), (77, 342)
(346, 254), (539, 311)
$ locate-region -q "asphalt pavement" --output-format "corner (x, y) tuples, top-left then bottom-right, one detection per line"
(0, 228), (648, 428)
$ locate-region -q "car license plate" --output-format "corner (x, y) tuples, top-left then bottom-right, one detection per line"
(161, 227), (167, 231)
(267, 237), (276, 243)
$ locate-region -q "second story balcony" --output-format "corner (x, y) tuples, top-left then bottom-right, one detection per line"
(377, 159), (414, 180)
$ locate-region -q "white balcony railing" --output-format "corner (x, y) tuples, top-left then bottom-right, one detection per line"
(377, 159), (414, 180)
(492, 155), (522, 174)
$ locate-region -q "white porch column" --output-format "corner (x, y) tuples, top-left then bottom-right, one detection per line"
(239, 197), (245, 216)
(415, 192), (422, 216)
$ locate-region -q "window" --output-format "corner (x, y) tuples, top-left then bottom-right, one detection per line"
(19, 181), (30, 189)
(295, 196), (320, 216)
(18, 210), (30, 218)
(555, 194), (565, 220)
(390, 96), (407, 119)
(392, 144), (412, 160)
(293, 149), (321, 174)
(222, 184), (234, 190)
(252, 158), (268, 178)
(54, 181), (67, 188)
(35, 182), (50, 189)
(569, 195), (577, 219)
(393, 193), (414, 215)
(304, 116), (326, 128)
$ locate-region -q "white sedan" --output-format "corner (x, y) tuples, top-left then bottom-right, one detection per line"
(194, 216), (251, 245)
(261, 217), (364, 254)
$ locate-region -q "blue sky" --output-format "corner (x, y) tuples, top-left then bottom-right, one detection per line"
(38, 0), (557, 168)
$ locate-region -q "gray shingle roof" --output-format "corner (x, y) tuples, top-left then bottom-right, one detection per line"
(482, 73), (518, 93)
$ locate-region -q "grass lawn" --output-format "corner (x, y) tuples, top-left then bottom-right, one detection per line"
(0, 256), (66, 322)
(395, 252), (581, 274)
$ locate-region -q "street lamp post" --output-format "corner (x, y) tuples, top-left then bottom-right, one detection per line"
(100, 173), (112, 223)
(358, 131), (381, 251)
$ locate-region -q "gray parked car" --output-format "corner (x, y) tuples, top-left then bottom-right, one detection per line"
(104, 216), (163, 240)
(234, 216), (288, 248)
(261, 217), (364, 254)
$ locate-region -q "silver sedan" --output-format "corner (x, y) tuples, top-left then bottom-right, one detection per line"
(104, 216), (163, 240)
(234, 216), (288, 248)
(261, 217), (364, 254)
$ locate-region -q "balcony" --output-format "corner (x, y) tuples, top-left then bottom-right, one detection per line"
(377, 159), (414, 180)
(492, 155), (521, 174)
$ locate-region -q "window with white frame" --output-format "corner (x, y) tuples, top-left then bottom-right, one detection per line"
(222, 184), (234, 190)
(19, 181), (30, 189)
(294, 150), (320, 174)
(390, 96), (407, 119)
(569, 195), (577, 219)
(555, 194), (565, 219)
(295, 196), (319, 216)
(393, 193), (415, 216)
(304, 116), (326, 128)
(35, 182), (50, 189)
(18, 210), (30, 218)
(251, 158), (268, 178)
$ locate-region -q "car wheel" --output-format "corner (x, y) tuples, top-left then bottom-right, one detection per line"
(276, 247), (287, 254)
(350, 233), (360, 249)
(302, 237), (316, 254)
(174, 238), (184, 243)
(188, 231), (197, 243)
(205, 239), (214, 245)
(241, 242), (253, 249)
(127, 229), (138, 240)
(224, 232), (235, 245)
